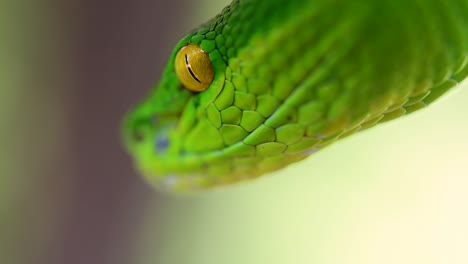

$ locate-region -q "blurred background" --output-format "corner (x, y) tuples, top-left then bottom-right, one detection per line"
(1, 0), (467, 264)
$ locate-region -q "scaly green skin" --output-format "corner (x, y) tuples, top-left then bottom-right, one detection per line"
(123, 0), (468, 192)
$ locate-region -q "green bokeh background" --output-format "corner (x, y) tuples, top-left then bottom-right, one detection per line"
(1, 0), (467, 263)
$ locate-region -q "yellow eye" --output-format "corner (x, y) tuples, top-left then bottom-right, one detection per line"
(175, 44), (214, 92)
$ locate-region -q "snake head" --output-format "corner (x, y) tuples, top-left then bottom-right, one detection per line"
(123, 27), (267, 192)
(123, 2), (322, 192)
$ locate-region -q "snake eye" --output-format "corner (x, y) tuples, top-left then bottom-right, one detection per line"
(175, 44), (214, 92)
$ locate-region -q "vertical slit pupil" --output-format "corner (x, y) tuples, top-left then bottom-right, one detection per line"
(184, 54), (202, 83)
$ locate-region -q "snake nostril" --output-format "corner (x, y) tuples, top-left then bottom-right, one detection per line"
(131, 127), (145, 143)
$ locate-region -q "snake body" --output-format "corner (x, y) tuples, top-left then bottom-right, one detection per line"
(123, 0), (468, 191)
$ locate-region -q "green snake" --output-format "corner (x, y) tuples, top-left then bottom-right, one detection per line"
(123, 0), (468, 192)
